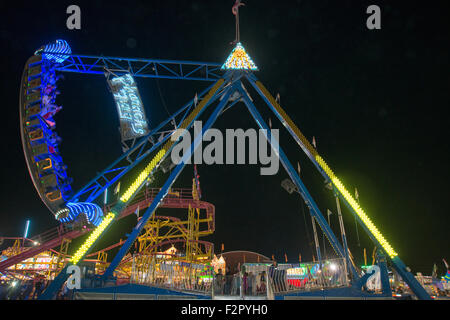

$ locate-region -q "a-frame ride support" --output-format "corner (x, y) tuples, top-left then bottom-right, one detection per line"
(102, 75), (362, 282)
(39, 75), (233, 299)
(102, 79), (240, 278)
(40, 68), (430, 299)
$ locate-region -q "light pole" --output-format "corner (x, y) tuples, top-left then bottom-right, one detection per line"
(23, 220), (30, 247)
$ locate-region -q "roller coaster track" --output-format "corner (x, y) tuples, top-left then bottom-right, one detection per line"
(115, 187), (215, 233)
(0, 187), (214, 273)
(0, 225), (88, 273)
(116, 239), (215, 269)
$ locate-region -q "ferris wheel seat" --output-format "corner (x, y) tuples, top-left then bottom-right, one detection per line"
(28, 128), (44, 141)
(26, 92), (41, 104)
(28, 65), (42, 77)
(46, 190), (62, 202)
(27, 78), (42, 90)
(25, 104), (41, 117)
(37, 158), (52, 172)
(25, 118), (40, 127)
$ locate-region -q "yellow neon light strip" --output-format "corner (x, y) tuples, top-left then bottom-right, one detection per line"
(316, 155), (397, 258)
(120, 149), (165, 202)
(71, 212), (115, 264)
(120, 78), (224, 203)
(255, 80), (398, 258)
(69, 79), (224, 264)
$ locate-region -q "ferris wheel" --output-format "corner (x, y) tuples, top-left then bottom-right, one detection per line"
(19, 39), (222, 228)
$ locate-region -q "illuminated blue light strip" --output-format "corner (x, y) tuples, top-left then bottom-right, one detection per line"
(42, 40), (72, 64)
(24, 220), (30, 239)
(60, 202), (104, 226)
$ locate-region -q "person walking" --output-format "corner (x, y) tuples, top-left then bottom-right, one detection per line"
(242, 272), (248, 295)
(259, 271), (267, 294)
(32, 279), (43, 299)
(249, 272), (257, 296)
(224, 266), (232, 295)
(215, 269), (224, 295)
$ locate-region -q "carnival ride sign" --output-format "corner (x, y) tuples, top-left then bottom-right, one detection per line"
(108, 74), (149, 141)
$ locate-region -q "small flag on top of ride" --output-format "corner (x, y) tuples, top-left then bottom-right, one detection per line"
(134, 205), (140, 218)
(299, 253), (301, 263)
(232, 0), (245, 15)
(114, 182), (120, 194)
(221, 243), (224, 252)
(312, 136), (317, 149)
(232, 0), (245, 43)
(355, 187), (359, 201)
(284, 253), (288, 263)
(194, 93), (198, 107)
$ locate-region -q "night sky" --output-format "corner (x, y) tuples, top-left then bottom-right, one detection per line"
(0, 0), (449, 276)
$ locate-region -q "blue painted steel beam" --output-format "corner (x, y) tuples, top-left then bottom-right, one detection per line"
(47, 53), (222, 81)
(391, 256), (430, 299)
(376, 250), (392, 296)
(238, 85), (359, 280)
(70, 81), (219, 203)
(105, 77), (232, 208)
(245, 74), (330, 180)
(74, 77), (230, 272)
(101, 82), (237, 279)
(40, 79), (230, 299)
(38, 265), (69, 300)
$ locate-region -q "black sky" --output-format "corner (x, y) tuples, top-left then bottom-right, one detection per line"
(0, 0), (449, 275)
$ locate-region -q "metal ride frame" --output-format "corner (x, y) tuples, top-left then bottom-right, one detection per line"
(56, 54), (222, 81)
(85, 182), (215, 278)
(28, 48), (430, 299)
(0, 236), (72, 281)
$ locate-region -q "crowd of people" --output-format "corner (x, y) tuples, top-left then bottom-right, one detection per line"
(213, 260), (338, 296)
(0, 278), (47, 300)
(214, 266), (268, 296)
(0, 277), (74, 300)
(242, 270), (267, 295)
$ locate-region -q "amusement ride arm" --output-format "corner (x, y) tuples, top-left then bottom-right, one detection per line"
(245, 74), (431, 300)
